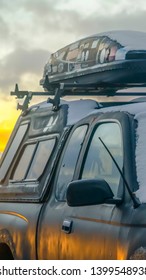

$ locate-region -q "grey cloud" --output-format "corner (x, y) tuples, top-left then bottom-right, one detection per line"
(0, 0), (146, 94)
(17, 1), (146, 40)
(0, 0), (76, 51)
(0, 16), (10, 40)
(0, 0), (60, 16)
(23, 0), (57, 15)
(0, 48), (49, 92)
(1, 0), (146, 53)
(78, 11), (146, 36)
(21, 0), (82, 34)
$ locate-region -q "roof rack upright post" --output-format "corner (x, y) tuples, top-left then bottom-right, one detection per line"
(11, 84), (33, 112)
(47, 83), (65, 111)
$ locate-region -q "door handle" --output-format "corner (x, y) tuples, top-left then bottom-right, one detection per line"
(62, 219), (73, 234)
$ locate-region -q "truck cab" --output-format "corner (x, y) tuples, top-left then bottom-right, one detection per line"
(1, 30), (146, 259)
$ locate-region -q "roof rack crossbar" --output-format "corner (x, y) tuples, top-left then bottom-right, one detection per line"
(10, 83), (66, 112)
(10, 82), (146, 112)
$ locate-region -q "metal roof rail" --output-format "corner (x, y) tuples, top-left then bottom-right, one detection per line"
(11, 82), (146, 112)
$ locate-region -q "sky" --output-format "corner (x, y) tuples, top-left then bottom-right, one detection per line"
(0, 0), (146, 152)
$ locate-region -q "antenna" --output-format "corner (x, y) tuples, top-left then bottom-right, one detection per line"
(98, 137), (141, 209)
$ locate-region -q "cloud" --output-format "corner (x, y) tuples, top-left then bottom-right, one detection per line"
(0, 0), (146, 53)
(0, 16), (10, 40)
(23, 0), (58, 16)
(73, 11), (146, 37)
(0, 48), (49, 94)
(0, 0), (146, 96)
(11, 0), (146, 49)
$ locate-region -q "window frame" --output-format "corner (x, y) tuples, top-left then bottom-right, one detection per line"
(79, 119), (124, 199)
(0, 122), (29, 182)
(10, 135), (57, 183)
(54, 124), (89, 202)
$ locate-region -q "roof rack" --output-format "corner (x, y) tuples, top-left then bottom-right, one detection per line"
(10, 82), (146, 112)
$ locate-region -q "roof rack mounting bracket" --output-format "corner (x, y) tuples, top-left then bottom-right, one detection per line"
(11, 84), (33, 112)
(47, 83), (65, 111)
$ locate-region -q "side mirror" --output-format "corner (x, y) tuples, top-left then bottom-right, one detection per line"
(66, 179), (114, 207)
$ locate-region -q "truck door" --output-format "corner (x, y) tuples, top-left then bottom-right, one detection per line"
(38, 118), (124, 259)
(37, 125), (88, 259)
(61, 120), (124, 259)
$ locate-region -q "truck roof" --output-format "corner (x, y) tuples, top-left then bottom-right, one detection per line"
(29, 98), (99, 126)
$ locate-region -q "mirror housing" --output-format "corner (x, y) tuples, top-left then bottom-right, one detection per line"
(66, 179), (114, 207)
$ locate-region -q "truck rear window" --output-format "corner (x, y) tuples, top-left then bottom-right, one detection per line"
(0, 123), (29, 182)
(11, 138), (56, 181)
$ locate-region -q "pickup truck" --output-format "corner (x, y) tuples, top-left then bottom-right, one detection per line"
(1, 30), (146, 260)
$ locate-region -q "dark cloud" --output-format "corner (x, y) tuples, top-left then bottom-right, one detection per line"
(0, 48), (49, 92)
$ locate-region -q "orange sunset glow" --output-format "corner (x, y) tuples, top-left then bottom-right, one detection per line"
(0, 99), (20, 153)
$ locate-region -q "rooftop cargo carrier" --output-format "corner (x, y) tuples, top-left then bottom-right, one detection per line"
(40, 30), (146, 90)
(11, 31), (146, 112)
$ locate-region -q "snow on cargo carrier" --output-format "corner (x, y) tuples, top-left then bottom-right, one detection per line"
(41, 30), (146, 87)
(1, 31), (146, 259)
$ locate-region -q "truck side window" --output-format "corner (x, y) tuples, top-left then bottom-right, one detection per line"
(11, 138), (56, 181)
(81, 122), (123, 197)
(55, 125), (88, 201)
(0, 123), (28, 182)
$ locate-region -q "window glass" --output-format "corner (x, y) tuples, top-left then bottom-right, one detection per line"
(56, 125), (88, 201)
(81, 122), (123, 197)
(12, 144), (36, 181)
(11, 138), (56, 181)
(27, 139), (55, 179)
(0, 124), (28, 181)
